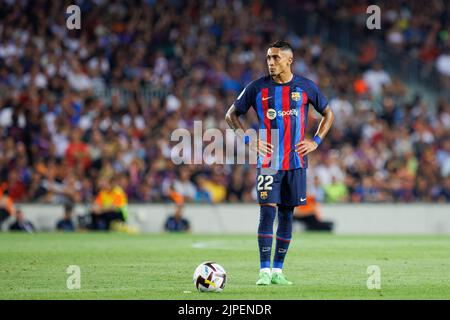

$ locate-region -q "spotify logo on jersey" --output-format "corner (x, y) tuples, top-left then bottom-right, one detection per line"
(266, 109), (276, 120)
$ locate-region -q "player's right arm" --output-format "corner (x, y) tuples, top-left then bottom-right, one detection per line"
(225, 84), (273, 156)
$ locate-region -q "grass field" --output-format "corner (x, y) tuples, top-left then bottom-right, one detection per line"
(1, 232), (450, 299)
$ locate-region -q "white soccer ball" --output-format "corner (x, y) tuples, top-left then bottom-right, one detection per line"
(193, 261), (227, 292)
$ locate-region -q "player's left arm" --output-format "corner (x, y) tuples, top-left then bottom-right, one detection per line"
(296, 105), (334, 156)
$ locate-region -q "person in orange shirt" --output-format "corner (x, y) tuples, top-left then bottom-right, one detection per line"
(293, 195), (334, 232)
(91, 176), (128, 231)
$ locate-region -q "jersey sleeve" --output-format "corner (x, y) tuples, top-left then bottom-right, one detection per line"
(306, 80), (328, 115)
(233, 81), (256, 116)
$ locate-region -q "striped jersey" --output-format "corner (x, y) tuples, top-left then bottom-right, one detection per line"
(234, 74), (328, 170)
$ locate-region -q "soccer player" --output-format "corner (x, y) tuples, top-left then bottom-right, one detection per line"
(225, 41), (334, 285)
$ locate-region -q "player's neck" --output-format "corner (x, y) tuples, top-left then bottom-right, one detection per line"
(272, 71), (293, 84)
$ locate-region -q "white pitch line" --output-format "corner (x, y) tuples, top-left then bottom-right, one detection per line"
(191, 240), (252, 250)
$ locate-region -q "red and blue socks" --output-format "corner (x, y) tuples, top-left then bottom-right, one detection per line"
(273, 205), (294, 271)
(257, 205), (276, 272)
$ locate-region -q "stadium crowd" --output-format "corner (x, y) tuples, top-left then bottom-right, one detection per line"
(280, 0), (450, 92)
(0, 0), (449, 224)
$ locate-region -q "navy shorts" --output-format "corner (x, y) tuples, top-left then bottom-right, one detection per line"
(256, 168), (307, 206)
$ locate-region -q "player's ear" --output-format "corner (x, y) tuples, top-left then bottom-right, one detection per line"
(288, 56), (293, 65)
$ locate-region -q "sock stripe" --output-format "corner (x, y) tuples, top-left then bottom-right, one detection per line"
(276, 236), (291, 243)
(258, 233), (273, 238)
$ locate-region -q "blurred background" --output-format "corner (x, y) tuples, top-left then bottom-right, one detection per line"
(0, 0), (449, 233)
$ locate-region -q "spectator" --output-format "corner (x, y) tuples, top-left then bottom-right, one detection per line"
(379, 96), (402, 128)
(293, 196), (334, 232)
(202, 170), (227, 203)
(90, 176), (128, 231)
(9, 208), (35, 233)
(324, 176), (349, 203)
(328, 91), (354, 131)
(164, 203), (191, 233)
(65, 129), (91, 171)
(436, 140), (450, 178)
(5, 169), (27, 201)
(363, 62), (392, 96)
(357, 40), (378, 70)
(436, 47), (450, 77)
(0, 186), (15, 229)
(315, 152), (345, 187)
(354, 177), (383, 202)
(39, 166), (80, 205)
(436, 176), (450, 203)
(56, 203), (76, 232)
(226, 167), (245, 202)
(194, 175), (213, 203)
(172, 167), (197, 202)
(308, 176), (326, 203)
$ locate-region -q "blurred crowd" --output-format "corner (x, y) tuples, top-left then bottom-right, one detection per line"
(0, 0), (448, 221)
(280, 0), (450, 91)
(367, 0), (450, 82)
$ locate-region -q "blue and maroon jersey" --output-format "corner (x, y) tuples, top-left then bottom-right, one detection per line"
(234, 74), (328, 170)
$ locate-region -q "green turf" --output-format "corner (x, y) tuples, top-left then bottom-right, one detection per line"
(0, 232), (449, 299)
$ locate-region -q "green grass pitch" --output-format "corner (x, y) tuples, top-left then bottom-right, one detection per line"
(1, 232), (449, 299)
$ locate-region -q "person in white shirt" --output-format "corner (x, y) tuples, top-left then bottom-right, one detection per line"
(172, 167), (197, 202)
(363, 62), (392, 96)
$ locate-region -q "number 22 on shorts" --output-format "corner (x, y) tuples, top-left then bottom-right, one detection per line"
(257, 175), (273, 190)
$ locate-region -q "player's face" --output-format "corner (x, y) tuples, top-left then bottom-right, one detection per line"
(267, 47), (292, 76)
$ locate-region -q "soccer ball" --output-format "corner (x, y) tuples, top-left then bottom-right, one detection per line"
(193, 261), (227, 292)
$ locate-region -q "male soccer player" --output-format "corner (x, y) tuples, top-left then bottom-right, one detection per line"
(225, 41), (334, 285)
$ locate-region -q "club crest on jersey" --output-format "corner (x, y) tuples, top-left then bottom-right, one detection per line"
(291, 91), (301, 101)
(260, 191), (268, 200)
(266, 108), (276, 120)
